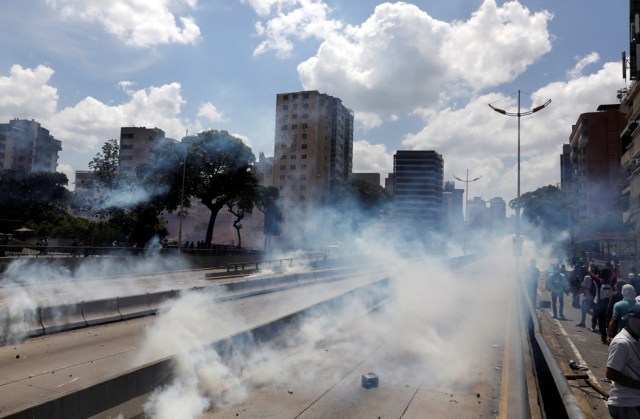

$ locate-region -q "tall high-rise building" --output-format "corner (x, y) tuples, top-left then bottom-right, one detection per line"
(0, 119), (61, 173)
(560, 143), (573, 190)
(272, 90), (354, 241)
(443, 180), (464, 229)
(568, 105), (625, 223)
(392, 150), (444, 231)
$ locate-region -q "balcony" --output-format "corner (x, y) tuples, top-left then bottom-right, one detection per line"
(578, 135), (588, 149)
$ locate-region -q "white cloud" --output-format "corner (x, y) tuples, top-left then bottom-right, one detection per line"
(0, 64), (58, 121)
(402, 61), (623, 203)
(45, 0), (201, 48)
(296, 0), (552, 121)
(197, 102), (225, 123)
(247, 0), (343, 58)
(567, 52), (600, 79)
(353, 140), (393, 176)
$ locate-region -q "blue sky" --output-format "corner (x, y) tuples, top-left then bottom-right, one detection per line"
(0, 0), (629, 206)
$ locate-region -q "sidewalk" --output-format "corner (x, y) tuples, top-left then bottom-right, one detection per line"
(536, 281), (612, 418)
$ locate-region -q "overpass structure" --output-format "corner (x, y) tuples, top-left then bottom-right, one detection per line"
(0, 254), (607, 418)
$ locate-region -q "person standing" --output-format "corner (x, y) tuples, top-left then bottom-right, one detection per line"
(546, 264), (569, 320)
(609, 285), (638, 341)
(577, 274), (595, 327)
(606, 307), (640, 417)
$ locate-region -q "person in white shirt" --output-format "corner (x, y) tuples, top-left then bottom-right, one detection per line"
(606, 307), (640, 417)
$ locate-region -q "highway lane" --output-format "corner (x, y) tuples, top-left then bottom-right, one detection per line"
(199, 258), (520, 418)
(0, 252), (536, 418)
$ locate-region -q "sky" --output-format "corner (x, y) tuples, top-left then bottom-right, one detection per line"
(0, 0), (630, 207)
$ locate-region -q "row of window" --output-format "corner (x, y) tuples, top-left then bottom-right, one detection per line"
(279, 174), (308, 181)
(282, 103), (310, 110)
(280, 114), (309, 121)
(281, 123), (309, 130)
(282, 93), (310, 100)
(280, 164), (307, 170)
(280, 154), (308, 159)
(279, 191), (307, 201)
(280, 143), (308, 150)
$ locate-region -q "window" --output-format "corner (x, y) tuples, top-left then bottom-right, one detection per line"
(302, 113), (308, 119)
(121, 133), (134, 139)
(301, 133), (308, 139)
(292, 114), (298, 119)
(300, 174), (306, 180)
(301, 144), (308, 149)
(120, 156), (133, 160)
(121, 144), (134, 149)
(290, 164), (296, 170)
(301, 154), (307, 159)
(280, 165), (286, 170)
(300, 185), (306, 190)
(281, 155), (287, 159)
(300, 195), (306, 201)
(302, 123), (308, 129)
(303, 103), (309, 109)
(291, 124), (297, 129)
(283, 94), (289, 100)
(303, 93), (309, 99)
(283, 105), (288, 110)
(281, 124), (288, 130)
(301, 164), (307, 169)
(290, 155), (296, 159)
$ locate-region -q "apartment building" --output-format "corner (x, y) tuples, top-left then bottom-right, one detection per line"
(118, 126), (169, 174)
(568, 105), (626, 224)
(0, 119), (61, 173)
(272, 90), (354, 242)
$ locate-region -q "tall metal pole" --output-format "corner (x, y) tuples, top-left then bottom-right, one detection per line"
(489, 91), (551, 264)
(453, 170), (482, 256)
(178, 130), (188, 250)
(517, 90), (521, 247)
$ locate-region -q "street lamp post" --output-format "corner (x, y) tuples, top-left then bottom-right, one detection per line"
(178, 131), (189, 250)
(454, 169), (482, 224)
(489, 90), (551, 264)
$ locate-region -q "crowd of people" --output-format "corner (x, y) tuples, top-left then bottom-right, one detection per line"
(525, 256), (640, 417)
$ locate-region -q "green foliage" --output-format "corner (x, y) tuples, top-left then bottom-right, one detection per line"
(0, 169), (71, 223)
(509, 185), (569, 242)
(182, 130), (257, 245)
(88, 138), (121, 190)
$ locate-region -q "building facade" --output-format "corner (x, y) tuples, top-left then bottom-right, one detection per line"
(443, 180), (464, 230)
(272, 90), (354, 243)
(568, 105), (626, 224)
(118, 126), (169, 174)
(0, 119), (61, 173)
(392, 150), (444, 232)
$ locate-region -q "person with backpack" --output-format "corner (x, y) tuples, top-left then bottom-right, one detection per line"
(593, 265), (616, 343)
(546, 264), (569, 320)
(577, 273), (595, 328)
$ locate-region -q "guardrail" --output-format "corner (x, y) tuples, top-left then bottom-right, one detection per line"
(521, 278), (585, 418)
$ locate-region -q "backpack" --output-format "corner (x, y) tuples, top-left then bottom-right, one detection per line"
(600, 281), (613, 299)
(551, 273), (562, 289)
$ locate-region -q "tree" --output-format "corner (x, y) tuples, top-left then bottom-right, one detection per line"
(0, 169), (71, 222)
(509, 185), (569, 243)
(226, 173), (260, 248)
(88, 138), (121, 190)
(182, 130), (257, 246)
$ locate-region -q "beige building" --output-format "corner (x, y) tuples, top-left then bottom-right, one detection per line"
(273, 90), (354, 245)
(0, 119), (61, 173)
(118, 126), (170, 174)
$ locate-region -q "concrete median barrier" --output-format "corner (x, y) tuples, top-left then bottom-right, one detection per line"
(147, 290), (180, 313)
(0, 307), (43, 343)
(40, 303), (86, 334)
(117, 294), (153, 320)
(82, 298), (121, 326)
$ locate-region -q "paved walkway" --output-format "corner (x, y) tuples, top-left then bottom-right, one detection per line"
(536, 279), (613, 418)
